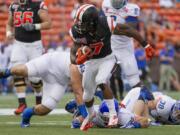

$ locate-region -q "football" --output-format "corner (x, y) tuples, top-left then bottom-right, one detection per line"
(81, 46), (92, 56)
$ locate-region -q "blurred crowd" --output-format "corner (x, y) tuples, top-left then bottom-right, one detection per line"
(0, 0), (180, 97)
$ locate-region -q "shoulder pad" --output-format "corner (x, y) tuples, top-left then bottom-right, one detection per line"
(102, 0), (111, 9)
(39, 1), (48, 10)
(9, 2), (19, 12)
(31, 1), (48, 10)
(124, 3), (140, 17)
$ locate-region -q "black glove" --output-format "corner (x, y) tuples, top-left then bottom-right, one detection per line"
(22, 23), (36, 31)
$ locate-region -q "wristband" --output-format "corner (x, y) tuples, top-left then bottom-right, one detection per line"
(6, 31), (13, 37)
(35, 24), (41, 30)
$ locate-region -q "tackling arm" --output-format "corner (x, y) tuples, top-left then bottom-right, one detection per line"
(113, 23), (155, 60)
(113, 23), (147, 47)
(70, 43), (81, 64)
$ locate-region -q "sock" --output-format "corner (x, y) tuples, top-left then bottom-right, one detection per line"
(104, 99), (117, 116)
(78, 104), (88, 118)
(35, 92), (42, 105)
(86, 105), (95, 116)
(17, 93), (26, 105)
(18, 98), (26, 105)
(22, 108), (35, 124)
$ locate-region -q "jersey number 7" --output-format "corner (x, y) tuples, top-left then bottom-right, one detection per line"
(90, 42), (104, 55)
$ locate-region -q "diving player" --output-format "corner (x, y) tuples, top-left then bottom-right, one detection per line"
(121, 88), (180, 125)
(6, 0), (52, 114)
(70, 4), (154, 131)
(0, 51), (70, 127)
(70, 99), (149, 129)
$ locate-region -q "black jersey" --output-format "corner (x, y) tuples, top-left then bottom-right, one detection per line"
(9, 1), (47, 43)
(70, 16), (112, 59)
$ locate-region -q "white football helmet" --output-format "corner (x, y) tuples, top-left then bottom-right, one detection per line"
(111, 0), (128, 9)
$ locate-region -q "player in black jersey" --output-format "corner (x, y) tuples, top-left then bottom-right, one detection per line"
(6, 0), (51, 115)
(70, 4), (154, 131)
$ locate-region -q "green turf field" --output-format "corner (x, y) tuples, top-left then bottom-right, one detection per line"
(0, 91), (180, 135)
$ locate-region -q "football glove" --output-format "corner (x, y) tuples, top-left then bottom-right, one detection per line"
(22, 23), (36, 31)
(76, 46), (92, 65)
(145, 44), (155, 60)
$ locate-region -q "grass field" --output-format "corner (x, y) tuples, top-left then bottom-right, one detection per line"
(0, 91), (180, 135)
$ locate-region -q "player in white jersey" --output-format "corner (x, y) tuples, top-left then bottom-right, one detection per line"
(121, 87), (155, 117)
(0, 51), (70, 127)
(121, 88), (180, 125)
(71, 99), (149, 128)
(150, 92), (180, 124)
(102, 0), (141, 88)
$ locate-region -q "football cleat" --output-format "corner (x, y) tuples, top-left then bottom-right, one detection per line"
(14, 104), (27, 115)
(20, 108), (35, 128)
(80, 112), (96, 131)
(108, 114), (118, 128)
(21, 122), (30, 128)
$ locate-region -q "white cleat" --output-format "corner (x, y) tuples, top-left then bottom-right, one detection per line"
(80, 112), (96, 131)
(108, 114), (118, 128)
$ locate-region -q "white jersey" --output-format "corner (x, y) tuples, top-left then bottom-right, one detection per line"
(26, 51), (70, 85)
(150, 92), (176, 124)
(102, 0), (140, 49)
(26, 51), (70, 110)
(94, 107), (136, 127)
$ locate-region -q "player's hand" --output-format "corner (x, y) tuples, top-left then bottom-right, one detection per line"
(0, 69), (12, 78)
(76, 46), (92, 65)
(145, 44), (155, 60)
(6, 31), (14, 41)
(22, 23), (36, 31)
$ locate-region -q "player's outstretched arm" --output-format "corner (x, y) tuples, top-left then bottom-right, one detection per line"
(0, 65), (28, 78)
(113, 23), (155, 60)
(113, 23), (147, 47)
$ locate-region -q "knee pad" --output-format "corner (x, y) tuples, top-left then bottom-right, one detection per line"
(83, 91), (94, 102)
(127, 74), (140, 87)
(42, 97), (58, 110)
(14, 77), (26, 87)
(138, 86), (154, 102)
(30, 80), (43, 89)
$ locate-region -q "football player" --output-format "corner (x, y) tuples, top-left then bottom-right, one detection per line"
(102, 0), (154, 100)
(121, 88), (180, 125)
(0, 51), (71, 127)
(150, 92), (180, 125)
(121, 87), (155, 117)
(70, 4), (154, 131)
(71, 99), (149, 129)
(6, 0), (51, 115)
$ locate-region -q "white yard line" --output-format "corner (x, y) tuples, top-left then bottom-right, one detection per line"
(0, 105), (99, 116)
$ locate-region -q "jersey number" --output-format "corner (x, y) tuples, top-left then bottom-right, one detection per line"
(14, 11), (34, 27)
(158, 100), (166, 109)
(90, 42), (104, 55)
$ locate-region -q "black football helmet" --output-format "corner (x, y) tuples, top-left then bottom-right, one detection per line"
(18, 0), (29, 5)
(74, 4), (99, 34)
